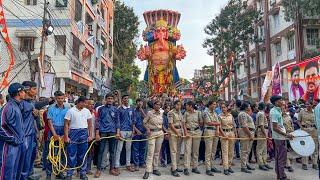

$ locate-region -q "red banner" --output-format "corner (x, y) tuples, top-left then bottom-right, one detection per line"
(0, 0), (15, 89)
(287, 55), (320, 102)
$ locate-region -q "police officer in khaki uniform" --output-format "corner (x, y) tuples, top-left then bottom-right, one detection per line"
(203, 100), (222, 176)
(255, 102), (273, 171)
(282, 104), (294, 172)
(298, 101), (319, 170)
(238, 102), (256, 173)
(168, 100), (184, 177)
(143, 101), (164, 179)
(182, 101), (203, 176)
(219, 102), (236, 176)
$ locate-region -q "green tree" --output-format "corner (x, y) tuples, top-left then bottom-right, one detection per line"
(203, 0), (258, 92)
(282, 0), (320, 21)
(282, 0), (320, 59)
(112, 1), (140, 97)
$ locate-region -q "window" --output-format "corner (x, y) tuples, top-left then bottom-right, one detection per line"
(273, 13), (280, 28)
(54, 35), (66, 55)
(25, 0), (37, 5)
(260, 50), (266, 64)
(19, 37), (35, 52)
(259, 25), (265, 40)
(275, 42), (282, 56)
(55, 0), (67, 7)
(306, 28), (319, 46)
(287, 35), (295, 51)
(74, 0), (82, 22)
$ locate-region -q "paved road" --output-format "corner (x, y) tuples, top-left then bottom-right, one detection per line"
(39, 160), (318, 180)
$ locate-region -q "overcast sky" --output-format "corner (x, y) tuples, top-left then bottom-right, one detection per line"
(122, 0), (228, 80)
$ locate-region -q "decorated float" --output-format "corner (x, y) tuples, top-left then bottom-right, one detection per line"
(137, 10), (186, 95)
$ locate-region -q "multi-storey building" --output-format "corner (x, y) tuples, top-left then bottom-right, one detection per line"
(217, 0), (320, 101)
(3, 0), (113, 99)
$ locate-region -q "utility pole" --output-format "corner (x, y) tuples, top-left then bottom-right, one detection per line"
(38, 0), (48, 89)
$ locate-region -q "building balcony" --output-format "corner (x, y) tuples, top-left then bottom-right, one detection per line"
(71, 20), (89, 44)
(70, 54), (90, 76)
(86, 0), (96, 20)
(85, 35), (95, 53)
(98, 15), (107, 32)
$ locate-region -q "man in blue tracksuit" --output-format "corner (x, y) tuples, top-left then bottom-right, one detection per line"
(20, 81), (38, 180)
(132, 98), (147, 170)
(94, 93), (120, 178)
(115, 94), (135, 173)
(46, 91), (69, 179)
(0, 83), (25, 180)
(64, 96), (92, 180)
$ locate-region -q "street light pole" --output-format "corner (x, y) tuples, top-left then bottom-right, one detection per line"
(38, 0), (48, 89)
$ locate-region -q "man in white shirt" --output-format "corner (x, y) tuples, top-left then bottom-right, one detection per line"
(64, 96), (93, 180)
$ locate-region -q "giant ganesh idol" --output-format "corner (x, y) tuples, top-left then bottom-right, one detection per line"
(137, 10), (186, 95)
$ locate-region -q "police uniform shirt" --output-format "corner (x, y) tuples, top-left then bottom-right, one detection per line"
(298, 109), (316, 127)
(143, 110), (163, 130)
(238, 111), (255, 130)
(219, 113), (234, 130)
(183, 110), (201, 129)
(255, 111), (268, 137)
(168, 109), (183, 131)
(203, 110), (219, 128)
(283, 113), (294, 133)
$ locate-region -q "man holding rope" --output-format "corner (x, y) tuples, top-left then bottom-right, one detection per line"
(270, 95), (294, 180)
(46, 91), (69, 179)
(64, 96), (93, 180)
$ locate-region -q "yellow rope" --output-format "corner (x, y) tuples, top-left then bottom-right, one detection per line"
(48, 133), (305, 175)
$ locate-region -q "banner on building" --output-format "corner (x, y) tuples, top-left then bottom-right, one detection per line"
(287, 55), (320, 102)
(261, 71), (273, 102)
(272, 62), (282, 96)
(35, 72), (55, 98)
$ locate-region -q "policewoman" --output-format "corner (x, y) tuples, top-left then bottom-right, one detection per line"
(182, 101), (203, 175)
(203, 100), (222, 176)
(64, 96), (93, 180)
(255, 102), (273, 171)
(219, 102), (236, 175)
(238, 102), (256, 173)
(168, 100), (184, 177)
(298, 100), (319, 170)
(143, 100), (164, 179)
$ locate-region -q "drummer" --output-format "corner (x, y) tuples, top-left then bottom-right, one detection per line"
(270, 95), (293, 180)
(298, 100), (319, 170)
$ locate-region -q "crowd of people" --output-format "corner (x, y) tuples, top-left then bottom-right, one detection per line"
(0, 82), (319, 180)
